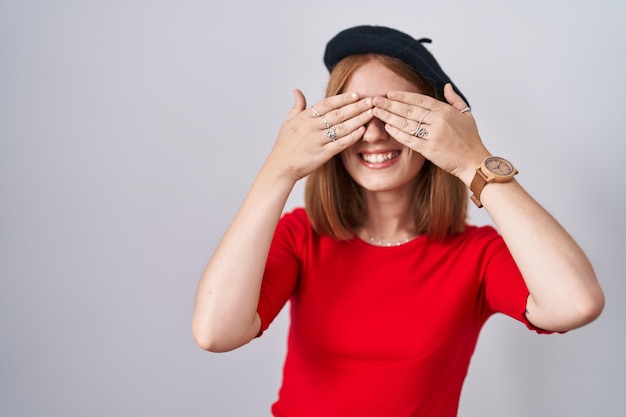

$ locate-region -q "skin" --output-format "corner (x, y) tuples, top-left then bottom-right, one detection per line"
(192, 59), (604, 353)
(339, 62), (426, 242)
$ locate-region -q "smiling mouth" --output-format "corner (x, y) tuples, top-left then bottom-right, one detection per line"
(360, 151), (401, 163)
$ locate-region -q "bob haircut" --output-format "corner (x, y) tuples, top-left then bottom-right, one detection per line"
(304, 53), (468, 241)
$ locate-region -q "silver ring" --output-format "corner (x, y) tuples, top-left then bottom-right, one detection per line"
(311, 107), (320, 117)
(460, 107), (471, 113)
(410, 109), (430, 138)
(412, 127), (428, 138)
(326, 126), (337, 140)
(322, 116), (330, 129)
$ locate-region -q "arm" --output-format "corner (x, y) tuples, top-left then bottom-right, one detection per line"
(191, 164), (295, 353)
(470, 178), (604, 332)
(192, 90), (373, 352)
(373, 84), (604, 332)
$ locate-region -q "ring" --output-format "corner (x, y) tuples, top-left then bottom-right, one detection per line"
(311, 107), (320, 117)
(412, 127), (428, 138)
(326, 126), (337, 140)
(322, 116), (330, 129)
(410, 109), (430, 139)
(460, 107), (471, 113)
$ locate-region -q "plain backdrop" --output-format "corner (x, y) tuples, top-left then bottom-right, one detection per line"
(1, 1), (625, 416)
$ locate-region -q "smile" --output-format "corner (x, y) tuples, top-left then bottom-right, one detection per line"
(359, 151), (400, 164)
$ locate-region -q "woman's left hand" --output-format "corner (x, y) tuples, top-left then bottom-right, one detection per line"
(372, 83), (490, 185)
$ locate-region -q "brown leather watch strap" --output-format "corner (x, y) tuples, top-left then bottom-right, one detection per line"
(470, 168), (488, 208)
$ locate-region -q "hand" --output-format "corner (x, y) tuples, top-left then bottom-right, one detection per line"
(372, 84), (490, 184)
(266, 89), (374, 181)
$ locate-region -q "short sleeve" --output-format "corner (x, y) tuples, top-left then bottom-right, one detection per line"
(482, 232), (554, 334)
(256, 209), (308, 336)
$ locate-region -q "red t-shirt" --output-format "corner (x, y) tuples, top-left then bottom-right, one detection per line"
(257, 208), (545, 417)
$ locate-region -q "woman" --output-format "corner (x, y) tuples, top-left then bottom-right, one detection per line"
(192, 25), (604, 416)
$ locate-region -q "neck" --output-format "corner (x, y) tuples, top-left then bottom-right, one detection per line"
(358, 189), (416, 244)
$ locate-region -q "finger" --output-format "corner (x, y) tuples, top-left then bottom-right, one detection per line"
(313, 92), (360, 117)
(387, 90), (443, 111)
(319, 104), (373, 146)
(320, 97), (373, 130)
(373, 102), (431, 136)
(286, 89), (306, 120)
(384, 123), (428, 152)
(374, 95), (430, 123)
(325, 105), (373, 138)
(443, 83), (469, 112)
(312, 96), (372, 132)
(323, 125), (366, 154)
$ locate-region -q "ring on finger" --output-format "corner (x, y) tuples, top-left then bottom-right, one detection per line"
(460, 106), (471, 114)
(410, 109), (430, 139)
(326, 126), (337, 140)
(322, 116), (330, 129)
(412, 127), (428, 138)
(311, 107), (321, 117)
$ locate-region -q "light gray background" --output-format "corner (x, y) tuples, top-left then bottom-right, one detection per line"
(1, 1), (625, 416)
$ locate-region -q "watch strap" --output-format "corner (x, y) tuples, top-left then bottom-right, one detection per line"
(470, 167), (488, 208)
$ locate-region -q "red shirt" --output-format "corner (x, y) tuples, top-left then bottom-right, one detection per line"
(258, 208), (544, 417)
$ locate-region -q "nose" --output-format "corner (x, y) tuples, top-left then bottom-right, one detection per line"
(361, 117), (390, 143)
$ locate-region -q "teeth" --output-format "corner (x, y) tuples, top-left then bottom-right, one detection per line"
(361, 151), (399, 163)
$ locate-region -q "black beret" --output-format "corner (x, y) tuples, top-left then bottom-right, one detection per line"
(324, 25), (468, 105)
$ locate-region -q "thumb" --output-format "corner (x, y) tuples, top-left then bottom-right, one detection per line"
(444, 83), (468, 111)
(286, 88), (307, 119)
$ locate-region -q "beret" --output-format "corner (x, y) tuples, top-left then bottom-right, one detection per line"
(324, 25), (468, 105)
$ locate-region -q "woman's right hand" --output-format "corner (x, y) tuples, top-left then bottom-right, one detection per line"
(266, 89), (374, 181)
(193, 90), (372, 353)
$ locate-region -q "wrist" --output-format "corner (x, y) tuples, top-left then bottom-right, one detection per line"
(459, 151), (491, 187)
(469, 155), (519, 208)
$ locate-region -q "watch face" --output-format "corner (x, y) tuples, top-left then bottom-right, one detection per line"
(484, 156), (514, 176)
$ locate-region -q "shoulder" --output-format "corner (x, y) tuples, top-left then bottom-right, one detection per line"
(278, 207), (311, 230)
(435, 224), (506, 257)
(280, 207), (309, 223)
(459, 224), (500, 241)
(442, 224), (500, 243)
(274, 207), (314, 244)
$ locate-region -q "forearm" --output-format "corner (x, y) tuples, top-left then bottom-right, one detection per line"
(191, 89), (372, 351)
(478, 179), (604, 331)
(375, 85), (604, 331)
(192, 162), (297, 352)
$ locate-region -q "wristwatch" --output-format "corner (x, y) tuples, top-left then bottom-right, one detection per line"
(470, 156), (518, 208)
